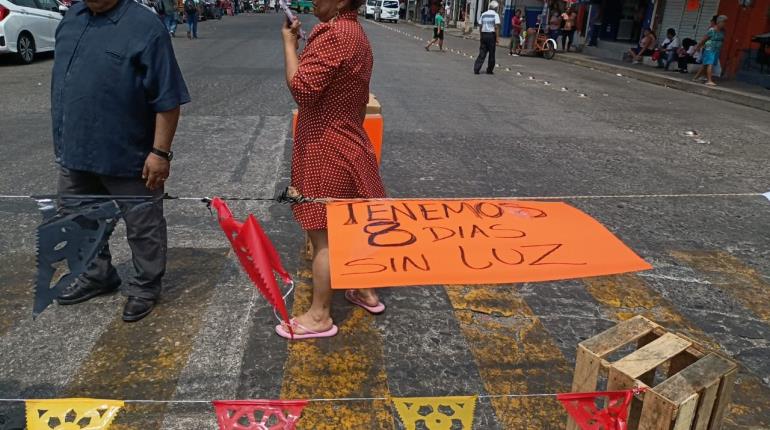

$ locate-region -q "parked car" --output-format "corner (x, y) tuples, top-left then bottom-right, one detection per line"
(0, 0), (62, 64)
(373, 0), (397, 22)
(289, 0), (311, 14)
(363, 0), (375, 19)
(202, 0), (220, 19)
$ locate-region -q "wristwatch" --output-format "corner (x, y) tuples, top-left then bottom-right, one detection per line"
(151, 148), (174, 161)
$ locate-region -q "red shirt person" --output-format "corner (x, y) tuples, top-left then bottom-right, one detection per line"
(279, 0), (386, 339)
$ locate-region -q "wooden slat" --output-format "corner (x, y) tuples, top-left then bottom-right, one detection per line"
(580, 315), (657, 357)
(708, 369), (738, 430)
(655, 353), (738, 405)
(639, 390), (678, 430)
(612, 333), (691, 379)
(567, 345), (602, 430)
(672, 393), (699, 430)
(693, 381), (720, 430)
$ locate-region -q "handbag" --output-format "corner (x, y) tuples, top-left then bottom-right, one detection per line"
(651, 49), (661, 62)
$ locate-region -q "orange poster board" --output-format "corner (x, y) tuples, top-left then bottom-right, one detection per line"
(327, 200), (652, 289)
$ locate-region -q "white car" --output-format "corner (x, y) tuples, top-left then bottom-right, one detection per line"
(373, 0), (397, 22)
(364, 0), (375, 19)
(0, 0), (62, 64)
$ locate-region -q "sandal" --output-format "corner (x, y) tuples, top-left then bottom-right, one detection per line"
(345, 290), (386, 314)
(275, 318), (339, 340)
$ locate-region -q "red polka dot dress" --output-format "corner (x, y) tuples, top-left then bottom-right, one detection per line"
(289, 10), (385, 231)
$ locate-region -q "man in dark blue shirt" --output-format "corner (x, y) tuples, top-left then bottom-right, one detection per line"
(51, 0), (190, 322)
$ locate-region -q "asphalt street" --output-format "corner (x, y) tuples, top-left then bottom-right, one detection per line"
(1, 12), (770, 430)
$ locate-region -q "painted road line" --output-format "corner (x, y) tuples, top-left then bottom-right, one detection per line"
(446, 285), (572, 429)
(583, 274), (770, 429)
(159, 259), (263, 430)
(280, 271), (391, 430)
(671, 250), (770, 321)
(64, 248), (228, 430)
(376, 285), (501, 430)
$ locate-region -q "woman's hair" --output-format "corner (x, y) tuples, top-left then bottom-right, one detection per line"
(349, 0), (365, 10)
(667, 28), (676, 36)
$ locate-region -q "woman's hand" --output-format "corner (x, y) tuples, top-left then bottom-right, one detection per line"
(282, 17), (301, 50)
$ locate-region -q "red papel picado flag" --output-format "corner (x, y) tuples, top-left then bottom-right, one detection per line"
(557, 388), (643, 430)
(212, 400), (308, 430)
(211, 198), (293, 337)
(686, 0), (700, 11)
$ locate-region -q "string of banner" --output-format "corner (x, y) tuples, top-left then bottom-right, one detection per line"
(3, 388), (646, 430)
(0, 188), (769, 203)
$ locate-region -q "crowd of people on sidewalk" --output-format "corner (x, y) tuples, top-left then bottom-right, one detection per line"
(626, 15), (728, 87)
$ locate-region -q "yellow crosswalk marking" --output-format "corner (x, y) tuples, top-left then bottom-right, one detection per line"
(446, 285), (571, 429)
(671, 250), (770, 321)
(64, 248), (228, 430)
(583, 274), (770, 429)
(280, 271), (391, 430)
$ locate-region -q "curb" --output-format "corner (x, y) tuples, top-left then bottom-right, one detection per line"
(402, 20), (770, 112)
(553, 54), (770, 113)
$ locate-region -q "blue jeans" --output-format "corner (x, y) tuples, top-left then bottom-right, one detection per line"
(187, 11), (198, 38)
(164, 12), (177, 35)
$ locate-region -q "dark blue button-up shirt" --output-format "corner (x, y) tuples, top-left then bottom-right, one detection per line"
(52, 0), (190, 177)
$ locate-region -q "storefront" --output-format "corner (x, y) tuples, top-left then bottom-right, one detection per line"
(658, 0), (720, 40)
(596, 0), (656, 42)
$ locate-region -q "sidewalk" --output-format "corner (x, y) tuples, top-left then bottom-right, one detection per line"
(408, 21), (770, 112)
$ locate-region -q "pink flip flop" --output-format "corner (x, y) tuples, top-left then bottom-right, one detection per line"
(275, 318), (339, 340)
(345, 290), (386, 314)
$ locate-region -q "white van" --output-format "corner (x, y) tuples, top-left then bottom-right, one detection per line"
(364, 0), (376, 19)
(374, 0), (398, 22)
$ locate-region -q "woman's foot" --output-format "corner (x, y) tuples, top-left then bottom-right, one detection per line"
(705, 81), (717, 86)
(345, 290), (385, 314)
(288, 311), (334, 334)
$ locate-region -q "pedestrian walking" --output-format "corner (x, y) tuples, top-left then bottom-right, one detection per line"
(508, 8), (522, 55)
(473, 0), (500, 75)
(425, 8), (445, 51)
(692, 15), (727, 86)
(184, 0), (199, 38)
(159, 0), (178, 36)
(51, 0), (190, 322)
(279, 0), (386, 339)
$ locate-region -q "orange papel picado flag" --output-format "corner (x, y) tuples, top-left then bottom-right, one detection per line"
(26, 398), (124, 430)
(686, 0), (700, 11)
(392, 396), (477, 430)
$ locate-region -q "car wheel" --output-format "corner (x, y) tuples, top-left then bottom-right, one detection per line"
(17, 32), (35, 65)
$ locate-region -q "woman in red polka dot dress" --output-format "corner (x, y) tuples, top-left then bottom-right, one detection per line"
(276, 0), (386, 339)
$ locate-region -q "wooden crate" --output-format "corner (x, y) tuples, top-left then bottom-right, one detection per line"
(567, 315), (738, 430)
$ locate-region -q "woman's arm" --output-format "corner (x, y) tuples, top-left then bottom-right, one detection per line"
(695, 33), (710, 51)
(283, 19), (301, 86)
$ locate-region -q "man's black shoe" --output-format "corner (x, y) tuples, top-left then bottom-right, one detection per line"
(487, 71), (494, 75)
(57, 276), (121, 305)
(474, 70), (480, 75)
(123, 296), (155, 322)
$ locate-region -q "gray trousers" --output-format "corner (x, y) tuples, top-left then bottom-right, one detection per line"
(57, 167), (167, 300)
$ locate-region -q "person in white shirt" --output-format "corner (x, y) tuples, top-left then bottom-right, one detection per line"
(657, 28), (681, 70)
(474, 1), (501, 74)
